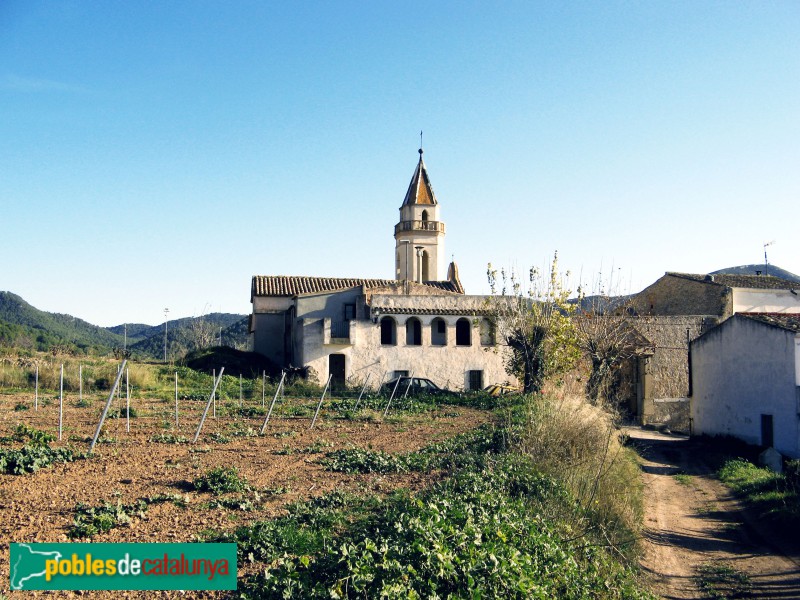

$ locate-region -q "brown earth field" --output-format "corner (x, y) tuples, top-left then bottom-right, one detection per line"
(0, 393), (491, 599)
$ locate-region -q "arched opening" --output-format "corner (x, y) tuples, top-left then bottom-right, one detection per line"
(431, 318), (447, 346)
(380, 317), (397, 346)
(455, 318), (471, 346)
(479, 319), (495, 346)
(421, 250), (430, 281)
(405, 318), (422, 346)
(421, 210), (429, 222)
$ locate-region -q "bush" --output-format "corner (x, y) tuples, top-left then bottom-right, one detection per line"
(193, 466), (249, 495)
(514, 393), (644, 559)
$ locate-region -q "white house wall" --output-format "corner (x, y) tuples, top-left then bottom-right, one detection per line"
(298, 316), (513, 392)
(691, 316), (799, 458)
(731, 288), (800, 314)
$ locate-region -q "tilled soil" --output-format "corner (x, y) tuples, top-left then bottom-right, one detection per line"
(628, 427), (800, 599)
(0, 403), (490, 598)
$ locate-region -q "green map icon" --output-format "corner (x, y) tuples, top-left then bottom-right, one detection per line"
(10, 543), (63, 590)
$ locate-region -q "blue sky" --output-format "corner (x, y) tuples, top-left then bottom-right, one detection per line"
(2, 1), (798, 326)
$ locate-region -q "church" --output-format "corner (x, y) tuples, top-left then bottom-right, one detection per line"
(248, 148), (513, 391)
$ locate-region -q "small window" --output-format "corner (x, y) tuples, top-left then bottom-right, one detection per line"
(406, 317), (422, 346)
(431, 318), (447, 346)
(479, 319), (495, 346)
(456, 318), (471, 346)
(421, 210), (429, 222)
(344, 304), (356, 320)
(380, 317), (397, 346)
(468, 370), (483, 391)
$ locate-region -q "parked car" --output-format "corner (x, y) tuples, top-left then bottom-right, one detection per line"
(380, 377), (458, 398)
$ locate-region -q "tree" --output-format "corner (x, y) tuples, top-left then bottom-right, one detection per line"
(487, 252), (580, 394)
(572, 272), (655, 405)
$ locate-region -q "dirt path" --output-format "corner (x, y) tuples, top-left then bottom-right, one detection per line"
(626, 427), (800, 599)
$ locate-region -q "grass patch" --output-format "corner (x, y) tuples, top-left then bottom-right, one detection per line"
(695, 563), (751, 599)
(718, 458), (800, 527)
(673, 473), (693, 486)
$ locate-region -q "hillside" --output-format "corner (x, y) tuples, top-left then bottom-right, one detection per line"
(711, 264), (800, 283)
(0, 291), (249, 358)
(128, 313), (249, 360)
(0, 291), (124, 353)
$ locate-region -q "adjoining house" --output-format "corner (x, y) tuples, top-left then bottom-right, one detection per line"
(629, 272), (800, 318)
(249, 149), (514, 391)
(690, 313), (800, 458)
(608, 273), (800, 431)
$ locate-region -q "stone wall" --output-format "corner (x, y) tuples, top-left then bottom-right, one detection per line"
(630, 316), (715, 399)
(630, 275), (728, 317)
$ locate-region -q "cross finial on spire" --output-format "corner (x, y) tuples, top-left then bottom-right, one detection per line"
(419, 130), (423, 156)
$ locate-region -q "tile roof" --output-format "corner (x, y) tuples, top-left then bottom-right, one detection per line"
(402, 149), (437, 206)
(667, 272), (799, 290)
(738, 312), (800, 333)
(251, 275), (462, 297)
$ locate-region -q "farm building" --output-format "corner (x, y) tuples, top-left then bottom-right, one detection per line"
(690, 313), (800, 458)
(249, 148), (513, 391)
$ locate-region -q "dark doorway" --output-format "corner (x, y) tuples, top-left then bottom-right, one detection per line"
(761, 414), (774, 448)
(329, 354), (346, 390)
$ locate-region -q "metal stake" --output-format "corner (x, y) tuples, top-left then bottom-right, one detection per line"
(383, 376), (403, 418)
(260, 371), (286, 434)
(353, 373), (371, 412)
(193, 367), (225, 443)
(310, 375), (332, 429)
(89, 360), (127, 454)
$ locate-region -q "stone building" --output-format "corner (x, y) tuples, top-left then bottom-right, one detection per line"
(618, 272), (800, 432)
(249, 149), (513, 391)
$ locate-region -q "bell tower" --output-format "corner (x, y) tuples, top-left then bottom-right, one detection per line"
(394, 147), (445, 282)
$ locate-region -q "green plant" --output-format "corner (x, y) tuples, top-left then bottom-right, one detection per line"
(13, 402), (28, 411)
(695, 563), (751, 598)
(673, 473), (692, 486)
(193, 466), (249, 495)
(718, 458), (799, 526)
(150, 432), (188, 444)
(68, 499), (148, 539)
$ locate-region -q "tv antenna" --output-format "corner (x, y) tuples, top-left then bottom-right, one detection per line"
(763, 240), (775, 277)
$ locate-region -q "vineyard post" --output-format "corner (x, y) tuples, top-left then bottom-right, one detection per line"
(34, 364), (39, 411)
(260, 371), (285, 434)
(125, 367), (130, 433)
(174, 371), (178, 426)
(353, 373), (371, 412)
(79, 364), (83, 405)
(239, 374), (243, 408)
(402, 370), (415, 399)
(310, 374), (332, 430)
(382, 376), (403, 418)
(212, 369), (216, 419)
(193, 367), (225, 443)
(89, 359), (127, 454)
(59, 364), (64, 441)
(261, 371), (266, 407)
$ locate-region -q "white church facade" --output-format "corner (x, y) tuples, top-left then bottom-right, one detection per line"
(249, 148), (514, 391)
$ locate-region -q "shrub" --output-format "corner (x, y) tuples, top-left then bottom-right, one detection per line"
(193, 466), (249, 495)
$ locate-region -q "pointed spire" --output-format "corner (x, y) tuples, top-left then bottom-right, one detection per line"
(402, 147), (437, 206)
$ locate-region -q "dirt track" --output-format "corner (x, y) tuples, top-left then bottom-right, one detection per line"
(627, 427), (800, 599)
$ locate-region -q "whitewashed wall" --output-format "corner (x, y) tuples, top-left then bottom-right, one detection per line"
(691, 315), (799, 458)
(298, 315), (514, 392)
